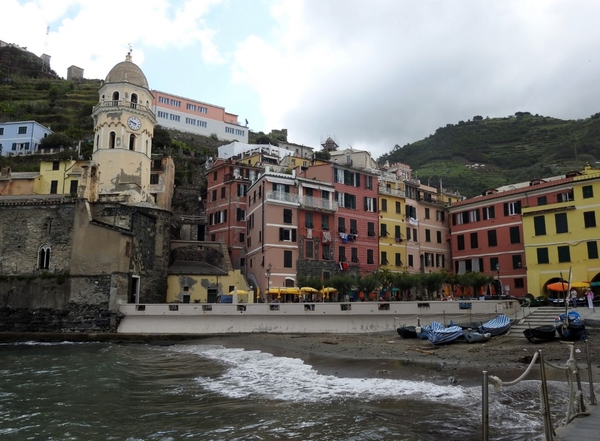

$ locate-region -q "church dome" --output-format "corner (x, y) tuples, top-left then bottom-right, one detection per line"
(105, 53), (149, 89)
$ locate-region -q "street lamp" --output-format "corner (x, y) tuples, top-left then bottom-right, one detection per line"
(495, 263), (501, 295)
(265, 263), (272, 299)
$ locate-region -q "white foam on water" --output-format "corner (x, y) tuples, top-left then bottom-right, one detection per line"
(171, 344), (477, 403)
(0, 341), (83, 346)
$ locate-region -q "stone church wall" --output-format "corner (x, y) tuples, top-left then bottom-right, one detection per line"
(0, 274), (119, 332)
(0, 200), (76, 275)
(130, 208), (171, 303)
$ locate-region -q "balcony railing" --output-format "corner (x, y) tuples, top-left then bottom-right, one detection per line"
(180, 214), (207, 224)
(93, 100), (153, 114)
(299, 196), (338, 211)
(378, 186), (405, 197)
(266, 191), (299, 204)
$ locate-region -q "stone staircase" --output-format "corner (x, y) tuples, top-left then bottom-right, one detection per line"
(507, 306), (564, 339)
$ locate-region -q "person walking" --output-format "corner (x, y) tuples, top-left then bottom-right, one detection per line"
(570, 288), (578, 308)
(585, 288), (595, 312)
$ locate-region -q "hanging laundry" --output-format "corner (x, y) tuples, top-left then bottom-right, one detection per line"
(307, 228), (313, 239)
(322, 231), (332, 243)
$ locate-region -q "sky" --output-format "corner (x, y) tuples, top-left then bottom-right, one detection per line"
(4, 0), (600, 159)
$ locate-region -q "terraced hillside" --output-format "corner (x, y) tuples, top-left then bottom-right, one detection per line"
(0, 76), (100, 139)
(379, 113), (600, 197)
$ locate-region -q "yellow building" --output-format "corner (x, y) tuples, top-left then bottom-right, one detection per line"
(167, 241), (253, 303)
(167, 263), (251, 303)
(34, 159), (98, 200)
(522, 164), (600, 296)
(378, 172), (407, 272)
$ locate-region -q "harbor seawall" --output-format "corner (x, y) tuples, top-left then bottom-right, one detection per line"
(117, 300), (521, 334)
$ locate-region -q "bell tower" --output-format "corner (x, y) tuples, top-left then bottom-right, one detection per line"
(91, 52), (156, 204)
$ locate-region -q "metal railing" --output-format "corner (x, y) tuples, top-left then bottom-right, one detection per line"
(299, 195), (338, 211)
(266, 191), (299, 204)
(92, 100), (153, 113)
(482, 343), (596, 440)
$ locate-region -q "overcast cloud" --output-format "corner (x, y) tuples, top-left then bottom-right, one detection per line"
(234, 0), (600, 157)
(4, 1), (600, 159)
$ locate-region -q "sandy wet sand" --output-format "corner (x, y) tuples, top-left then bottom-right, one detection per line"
(195, 330), (600, 387)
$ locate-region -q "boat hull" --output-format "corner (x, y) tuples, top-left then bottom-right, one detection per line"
(396, 326), (417, 339)
(523, 325), (556, 343)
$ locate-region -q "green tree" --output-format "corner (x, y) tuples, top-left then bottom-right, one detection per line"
(422, 272), (446, 300)
(315, 150), (331, 161)
(357, 273), (380, 299)
(254, 134), (272, 145)
(40, 132), (73, 150)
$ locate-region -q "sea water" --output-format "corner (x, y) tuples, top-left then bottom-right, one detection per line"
(0, 341), (573, 440)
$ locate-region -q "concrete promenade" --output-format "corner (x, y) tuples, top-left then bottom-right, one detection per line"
(555, 403), (600, 440)
(547, 303), (600, 440)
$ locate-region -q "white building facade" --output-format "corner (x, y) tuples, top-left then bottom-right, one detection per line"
(151, 90), (248, 143)
(0, 121), (53, 156)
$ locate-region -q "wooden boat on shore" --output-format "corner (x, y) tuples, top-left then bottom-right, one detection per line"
(523, 325), (556, 343)
(428, 325), (464, 345)
(479, 314), (511, 336)
(396, 325), (418, 339)
(463, 329), (491, 343)
(449, 320), (482, 330)
(417, 322), (444, 339)
(555, 311), (586, 341)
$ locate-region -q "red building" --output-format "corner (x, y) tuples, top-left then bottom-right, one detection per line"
(300, 162), (380, 276)
(205, 158), (261, 270)
(447, 185), (527, 297)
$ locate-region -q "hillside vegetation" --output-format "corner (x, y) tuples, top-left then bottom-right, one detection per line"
(4, 45), (600, 198)
(379, 112), (600, 197)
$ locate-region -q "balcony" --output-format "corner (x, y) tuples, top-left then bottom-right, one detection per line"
(266, 191), (299, 204)
(299, 195), (338, 211)
(93, 100), (153, 114)
(378, 186), (405, 197)
(224, 173), (249, 182)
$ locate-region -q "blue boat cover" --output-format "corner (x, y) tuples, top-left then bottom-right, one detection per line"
(428, 325), (464, 345)
(479, 314), (511, 336)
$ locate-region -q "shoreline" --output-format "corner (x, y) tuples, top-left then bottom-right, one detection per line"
(1, 329), (598, 387)
(192, 330), (600, 387)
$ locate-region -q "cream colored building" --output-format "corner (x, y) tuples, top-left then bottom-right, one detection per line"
(91, 52), (157, 205)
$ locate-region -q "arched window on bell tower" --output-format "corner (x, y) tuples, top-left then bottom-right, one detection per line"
(129, 134), (136, 151)
(109, 131), (116, 148)
(112, 91), (119, 105)
(131, 93), (138, 109)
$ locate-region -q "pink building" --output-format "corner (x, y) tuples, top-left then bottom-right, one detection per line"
(245, 170), (300, 297)
(152, 90), (248, 142)
(403, 179), (452, 273)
